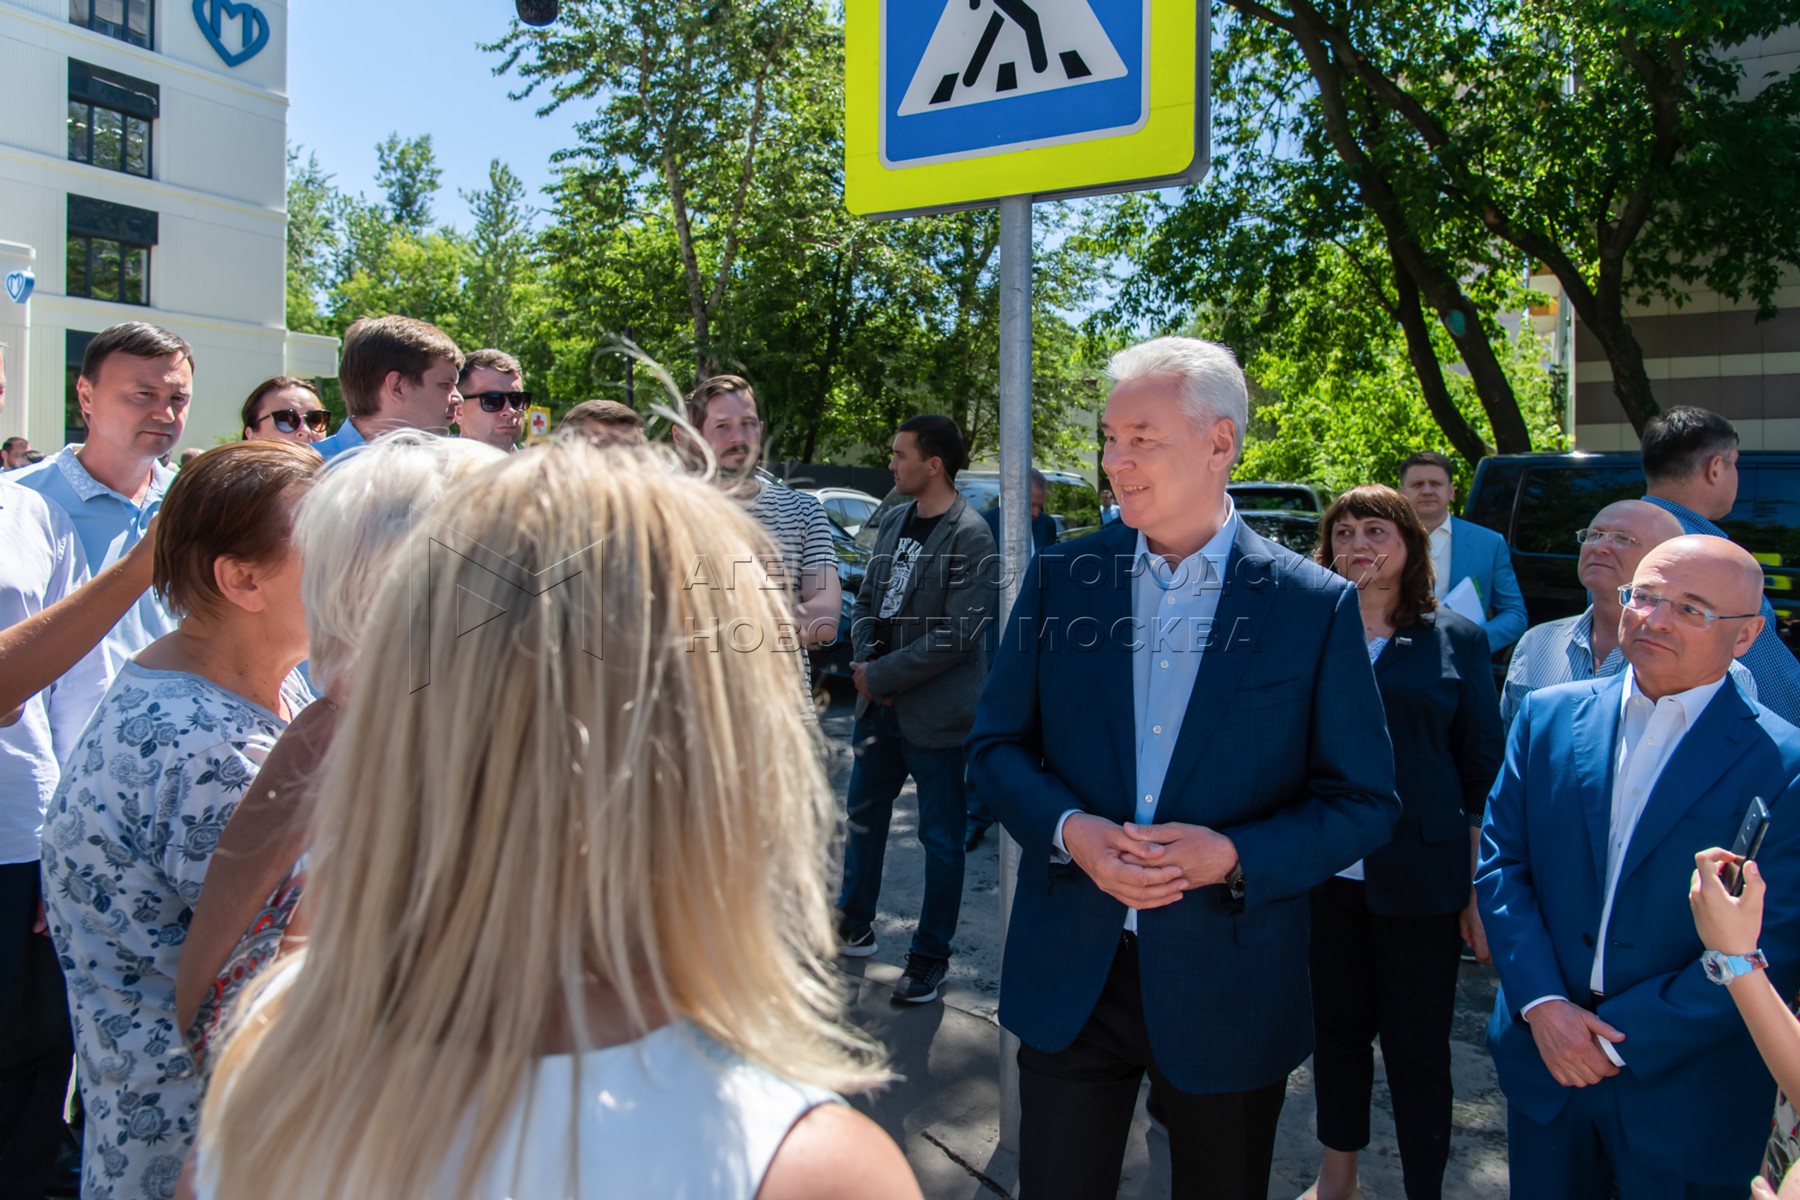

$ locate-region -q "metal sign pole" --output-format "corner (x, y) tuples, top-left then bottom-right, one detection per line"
(996, 192), (1032, 1154)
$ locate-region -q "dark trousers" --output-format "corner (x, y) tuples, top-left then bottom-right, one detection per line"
(1508, 1082), (1745, 1200)
(1308, 876), (1462, 1200)
(836, 704), (967, 961)
(0, 860), (73, 1200)
(1017, 934), (1287, 1200)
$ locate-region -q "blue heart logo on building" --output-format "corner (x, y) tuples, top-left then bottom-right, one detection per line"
(4, 269), (33, 305)
(193, 0), (269, 67)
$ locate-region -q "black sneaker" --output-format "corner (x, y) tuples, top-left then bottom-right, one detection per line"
(838, 926), (878, 958)
(892, 954), (948, 1004)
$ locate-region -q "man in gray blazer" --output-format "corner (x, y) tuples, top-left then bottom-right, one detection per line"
(838, 414), (998, 1004)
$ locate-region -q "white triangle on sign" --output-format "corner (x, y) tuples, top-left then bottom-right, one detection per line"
(897, 0), (1128, 117)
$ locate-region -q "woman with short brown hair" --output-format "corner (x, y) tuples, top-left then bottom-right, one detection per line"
(40, 439), (319, 1197)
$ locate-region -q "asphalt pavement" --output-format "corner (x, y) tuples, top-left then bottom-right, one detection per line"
(817, 691), (1511, 1199)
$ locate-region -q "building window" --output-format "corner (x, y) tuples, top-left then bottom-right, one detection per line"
(66, 195), (157, 307)
(66, 330), (96, 446)
(68, 62), (157, 178)
(69, 0), (152, 49)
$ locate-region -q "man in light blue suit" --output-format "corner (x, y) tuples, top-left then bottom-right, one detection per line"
(1401, 451), (1527, 653)
(969, 337), (1400, 1200)
(1477, 533), (1800, 1198)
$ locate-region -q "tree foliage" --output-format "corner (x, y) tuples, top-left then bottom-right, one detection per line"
(374, 133), (442, 232)
(1113, 0), (1800, 460)
(473, 0), (1118, 466)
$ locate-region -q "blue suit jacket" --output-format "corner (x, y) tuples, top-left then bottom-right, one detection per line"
(1446, 516), (1528, 653)
(967, 519), (1401, 1095)
(1476, 674), (1800, 1185)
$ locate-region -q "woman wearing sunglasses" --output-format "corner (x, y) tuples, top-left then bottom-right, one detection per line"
(241, 376), (330, 444)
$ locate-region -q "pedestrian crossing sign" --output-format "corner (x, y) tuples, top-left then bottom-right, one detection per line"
(846, 0), (1207, 217)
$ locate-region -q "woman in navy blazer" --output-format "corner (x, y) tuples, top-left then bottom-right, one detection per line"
(1300, 485), (1505, 1200)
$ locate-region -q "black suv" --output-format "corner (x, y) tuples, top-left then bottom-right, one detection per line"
(1462, 451), (1800, 650)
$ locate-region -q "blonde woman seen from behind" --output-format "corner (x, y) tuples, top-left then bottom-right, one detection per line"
(194, 441), (920, 1200)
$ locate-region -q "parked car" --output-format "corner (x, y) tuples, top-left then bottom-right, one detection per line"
(824, 512), (868, 595)
(1240, 510), (1321, 558)
(855, 469), (1102, 551)
(1228, 481), (1332, 514)
(804, 486), (881, 536)
(1463, 450), (1800, 652)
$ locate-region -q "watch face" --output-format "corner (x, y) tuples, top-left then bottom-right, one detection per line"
(1703, 952), (1729, 984)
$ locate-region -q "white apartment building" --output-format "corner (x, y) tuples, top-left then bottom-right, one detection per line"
(0, 0), (336, 455)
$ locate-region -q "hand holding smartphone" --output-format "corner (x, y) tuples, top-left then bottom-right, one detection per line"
(1723, 796), (1772, 898)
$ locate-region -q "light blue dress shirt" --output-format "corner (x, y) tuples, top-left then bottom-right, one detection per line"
(310, 416), (369, 463)
(1052, 500), (1240, 931)
(9, 446), (176, 674)
(1130, 503), (1239, 828)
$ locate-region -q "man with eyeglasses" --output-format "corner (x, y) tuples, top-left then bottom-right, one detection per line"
(456, 349), (529, 453)
(1639, 406), (1800, 726)
(312, 315), (463, 463)
(1478, 533), (1800, 1199)
(1500, 500), (1755, 727)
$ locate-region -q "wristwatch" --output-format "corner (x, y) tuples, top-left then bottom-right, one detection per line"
(1224, 862), (1245, 900)
(1701, 948), (1768, 985)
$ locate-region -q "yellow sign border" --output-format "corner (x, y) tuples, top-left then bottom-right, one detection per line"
(846, 0), (1202, 217)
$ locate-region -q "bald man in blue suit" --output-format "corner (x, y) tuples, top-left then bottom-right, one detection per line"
(1478, 534), (1800, 1198)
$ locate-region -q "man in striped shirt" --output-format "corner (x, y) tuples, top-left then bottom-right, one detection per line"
(1501, 499), (1755, 725)
(684, 376), (841, 700)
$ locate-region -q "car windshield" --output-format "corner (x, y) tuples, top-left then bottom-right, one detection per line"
(1229, 485), (1319, 513)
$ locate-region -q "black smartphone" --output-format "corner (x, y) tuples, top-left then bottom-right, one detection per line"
(1724, 796), (1772, 898)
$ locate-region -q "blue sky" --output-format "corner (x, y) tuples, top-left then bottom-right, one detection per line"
(287, 0), (584, 230)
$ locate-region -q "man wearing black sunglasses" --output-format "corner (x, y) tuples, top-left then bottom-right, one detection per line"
(456, 349), (529, 453)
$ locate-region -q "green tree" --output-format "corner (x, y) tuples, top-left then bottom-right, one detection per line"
(374, 133), (442, 232)
(285, 147), (339, 335)
(515, 6), (1118, 467)
(1226, 241), (1566, 492)
(458, 159), (540, 359)
(492, 0), (828, 378)
(333, 229), (472, 343)
(1198, 0), (1800, 439)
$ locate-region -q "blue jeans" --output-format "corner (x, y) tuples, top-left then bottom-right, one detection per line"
(837, 704), (967, 962)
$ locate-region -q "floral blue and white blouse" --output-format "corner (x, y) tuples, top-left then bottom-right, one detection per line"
(41, 661), (312, 1200)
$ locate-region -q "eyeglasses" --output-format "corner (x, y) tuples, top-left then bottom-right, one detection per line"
(465, 391), (533, 413)
(1617, 584), (1758, 629)
(249, 408), (330, 434)
(1576, 528), (1640, 550)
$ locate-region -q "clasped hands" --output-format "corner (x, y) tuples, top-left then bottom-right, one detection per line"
(1061, 813), (1238, 910)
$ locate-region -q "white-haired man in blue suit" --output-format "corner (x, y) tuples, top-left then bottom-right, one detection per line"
(1400, 450), (1528, 653)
